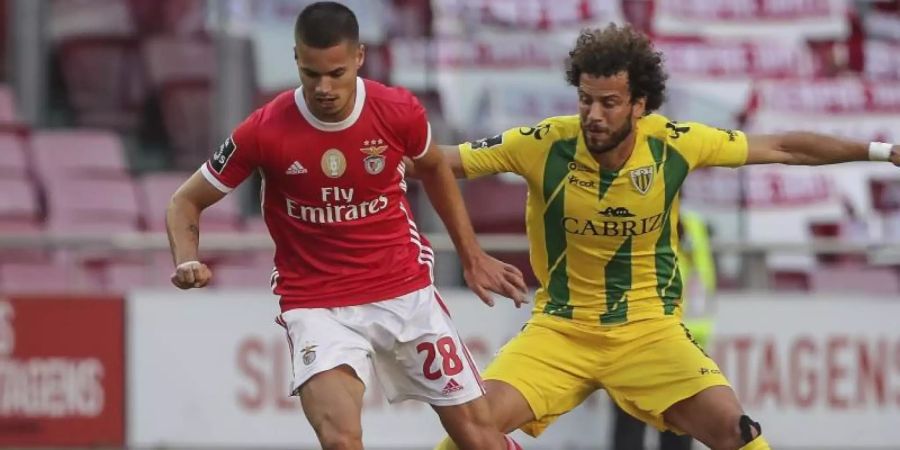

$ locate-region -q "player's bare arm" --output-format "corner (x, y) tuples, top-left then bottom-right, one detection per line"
(404, 145), (467, 179)
(745, 133), (900, 166)
(165, 171), (225, 289)
(412, 142), (527, 307)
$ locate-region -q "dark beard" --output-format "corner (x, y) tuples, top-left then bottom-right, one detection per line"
(585, 118), (633, 154)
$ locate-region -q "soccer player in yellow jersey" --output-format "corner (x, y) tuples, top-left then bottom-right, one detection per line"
(425, 24), (900, 450)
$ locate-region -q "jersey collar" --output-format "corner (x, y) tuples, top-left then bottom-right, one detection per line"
(294, 77), (366, 132)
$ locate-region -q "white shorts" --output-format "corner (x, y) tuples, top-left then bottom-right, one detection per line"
(276, 285), (485, 406)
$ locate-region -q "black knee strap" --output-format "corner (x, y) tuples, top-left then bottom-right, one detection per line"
(739, 415), (761, 444)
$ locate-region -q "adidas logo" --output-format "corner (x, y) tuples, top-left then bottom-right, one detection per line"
(442, 378), (464, 396)
(286, 161), (307, 175)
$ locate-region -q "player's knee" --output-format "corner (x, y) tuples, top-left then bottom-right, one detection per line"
(705, 413), (761, 450)
(448, 426), (505, 450)
(317, 427), (363, 450)
(320, 432), (363, 450)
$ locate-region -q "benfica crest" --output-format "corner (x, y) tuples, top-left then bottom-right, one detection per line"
(360, 138), (388, 175)
(629, 166), (654, 195)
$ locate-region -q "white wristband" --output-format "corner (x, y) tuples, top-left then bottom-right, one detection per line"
(869, 142), (893, 162)
(176, 261), (201, 270)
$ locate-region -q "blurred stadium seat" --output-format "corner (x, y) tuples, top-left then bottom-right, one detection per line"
(0, 132), (28, 177)
(0, 178), (41, 233)
(30, 129), (130, 180)
(44, 178), (140, 233)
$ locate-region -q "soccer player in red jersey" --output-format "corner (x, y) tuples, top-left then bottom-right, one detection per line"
(165, 3), (527, 450)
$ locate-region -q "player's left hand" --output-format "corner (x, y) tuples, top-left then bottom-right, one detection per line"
(463, 252), (529, 308)
(891, 145), (900, 167)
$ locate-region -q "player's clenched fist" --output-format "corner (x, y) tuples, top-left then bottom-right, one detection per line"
(170, 260), (213, 289)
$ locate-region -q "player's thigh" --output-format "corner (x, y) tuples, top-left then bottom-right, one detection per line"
(298, 365), (366, 440)
(482, 379), (535, 433)
(601, 317), (730, 433)
(481, 316), (600, 437)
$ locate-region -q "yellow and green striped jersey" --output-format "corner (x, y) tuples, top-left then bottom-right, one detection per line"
(459, 113), (748, 326)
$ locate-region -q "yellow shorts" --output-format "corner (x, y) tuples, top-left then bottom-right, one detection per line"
(482, 313), (730, 437)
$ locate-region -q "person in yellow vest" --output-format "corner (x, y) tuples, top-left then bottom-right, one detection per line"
(611, 209), (715, 450)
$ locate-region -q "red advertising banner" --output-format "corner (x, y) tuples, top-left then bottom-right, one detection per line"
(0, 296), (124, 447)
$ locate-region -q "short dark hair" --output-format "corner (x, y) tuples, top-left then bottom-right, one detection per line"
(565, 23), (667, 113)
(294, 2), (359, 48)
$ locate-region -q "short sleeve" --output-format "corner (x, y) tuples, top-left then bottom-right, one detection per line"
(666, 121), (749, 169)
(459, 121), (553, 178)
(200, 110), (262, 193)
(399, 92), (432, 160)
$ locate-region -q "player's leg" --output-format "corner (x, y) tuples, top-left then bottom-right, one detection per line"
(277, 309), (374, 450)
(297, 365), (365, 450)
(365, 286), (521, 450)
(599, 317), (770, 450)
(432, 397), (524, 450)
(431, 313), (602, 449)
(432, 379), (533, 450)
(663, 386), (769, 450)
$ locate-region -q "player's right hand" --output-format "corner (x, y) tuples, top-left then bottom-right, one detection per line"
(463, 252), (529, 308)
(170, 260), (213, 289)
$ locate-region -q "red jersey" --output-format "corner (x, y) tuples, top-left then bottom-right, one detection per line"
(200, 78), (434, 311)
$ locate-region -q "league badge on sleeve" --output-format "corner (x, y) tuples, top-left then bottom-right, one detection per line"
(210, 136), (236, 174)
(360, 139), (388, 175)
(471, 134), (503, 150)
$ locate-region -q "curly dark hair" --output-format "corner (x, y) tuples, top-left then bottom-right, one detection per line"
(565, 23), (667, 113)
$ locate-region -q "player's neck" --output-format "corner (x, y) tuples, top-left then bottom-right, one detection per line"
(592, 132), (637, 172)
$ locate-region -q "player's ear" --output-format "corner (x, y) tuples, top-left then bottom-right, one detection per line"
(356, 43), (365, 70)
(632, 96), (646, 118)
(293, 46), (298, 61)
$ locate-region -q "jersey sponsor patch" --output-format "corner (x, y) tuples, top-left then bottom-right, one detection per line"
(471, 134), (503, 150)
(210, 136), (236, 174)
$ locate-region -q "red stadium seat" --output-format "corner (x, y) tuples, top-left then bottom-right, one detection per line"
(158, 80), (213, 169)
(0, 133), (29, 178)
(463, 177), (527, 234)
(0, 177), (41, 233)
(0, 261), (86, 294)
(30, 130), (129, 181)
(44, 178), (141, 233)
(139, 171), (243, 232)
(56, 36), (146, 130)
(141, 35), (216, 169)
(127, 0), (206, 36)
(810, 266), (900, 296)
(461, 177), (536, 285)
(0, 85), (20, 125)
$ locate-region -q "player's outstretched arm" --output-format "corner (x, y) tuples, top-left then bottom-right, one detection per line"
(412, 143), (528, 307)
(165, 171), (226, 289)
(745, 133), (899, 166)
(403, 145), (466, 179)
